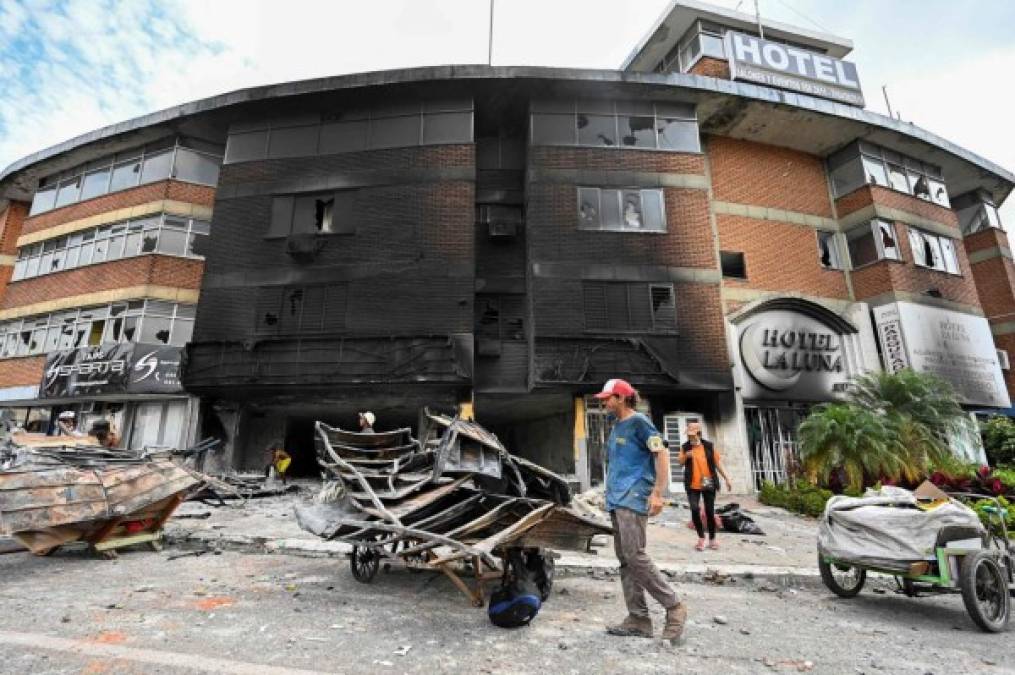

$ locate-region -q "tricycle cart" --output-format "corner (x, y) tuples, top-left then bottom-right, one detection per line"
(296, 413), (611, 607)
(818, 491), (1013, 633)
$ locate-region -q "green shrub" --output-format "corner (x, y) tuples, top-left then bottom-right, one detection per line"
(970, 496), (1015, 538)
(758, 480), (832, 518)
(983, 416), (1015, 466)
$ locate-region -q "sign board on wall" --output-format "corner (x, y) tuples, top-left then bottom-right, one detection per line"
(724, 31), (865, 107)
(872, 302), (1011, 408)
(41, 343), (184, 398)
(737, 309), (854, 402)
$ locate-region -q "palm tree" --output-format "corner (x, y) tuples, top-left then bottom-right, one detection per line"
(798, 370), (970, 491)
(849, 370), (969, 472)
(798, 403), (909, 493)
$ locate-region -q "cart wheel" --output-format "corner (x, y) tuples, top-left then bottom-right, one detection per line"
(818, 555), (865, 598)
(901, 578), (919, 598)
(350, 546), (380, 583)
(960, 551), (1011, 633)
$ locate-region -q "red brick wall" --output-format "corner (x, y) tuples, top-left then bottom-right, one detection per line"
(529, 147), (706, 174)
(0, 356), (45, 388)
(707, 136), (833, 218)
(1, 256), (204, 311)
(964, 227), (1007, 255)
(0, 202), (29, 299)
(969, 255), (1015, 319)
(836, 185), (959, 227)
(717, 214), (850, 298)
(22, 181), (216, 236)
(850, 225), (980, 306)
(689, 57), (731, 79)
(526, 184), (715, 268)
(0, 202), (28, 255)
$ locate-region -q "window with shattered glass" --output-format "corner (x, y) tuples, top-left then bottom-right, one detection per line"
(817, 231), (843, 270)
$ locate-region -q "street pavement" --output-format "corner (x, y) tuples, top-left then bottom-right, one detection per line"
(164, 484), (821, 585)
(0, 545), (1010, 674)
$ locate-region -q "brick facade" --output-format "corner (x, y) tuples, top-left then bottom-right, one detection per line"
(0, 355), (45, 388)
(707, 136), (834, 218)
(0, 202), (28, 299)
(717, 214), (850, 298)
(836, 185), (960, 227)
(1, 255), (204, 312)
(22, 181), (216, 237)
(689, 57), (731, 79)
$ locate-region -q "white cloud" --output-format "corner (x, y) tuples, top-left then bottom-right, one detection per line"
(1, 0), (1012, 229)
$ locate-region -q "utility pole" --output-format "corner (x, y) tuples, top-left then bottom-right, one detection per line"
(754, 0), (764, 39)
(488, 0), (495, 66)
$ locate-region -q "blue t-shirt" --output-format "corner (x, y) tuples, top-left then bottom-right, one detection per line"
(605, 412), (664, 515)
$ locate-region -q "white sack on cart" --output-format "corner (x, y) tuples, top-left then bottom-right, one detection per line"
(817, 485), (984, 571)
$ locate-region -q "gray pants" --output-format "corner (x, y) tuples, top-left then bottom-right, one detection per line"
(611, 507), (679, 618)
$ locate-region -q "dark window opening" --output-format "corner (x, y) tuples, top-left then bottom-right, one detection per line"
(270, 192), (355, 237)
(721, 251), (746, 279)
(583, 281), (676, 333)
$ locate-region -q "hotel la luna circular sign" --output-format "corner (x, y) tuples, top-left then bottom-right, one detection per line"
(738, 309), (848, 401)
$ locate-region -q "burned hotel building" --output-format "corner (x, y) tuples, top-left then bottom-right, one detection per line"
(1, 1), (1014, 492)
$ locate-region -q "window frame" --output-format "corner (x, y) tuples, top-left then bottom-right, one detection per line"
(908, 226), (962, 276)
(9, 213), (210, 281)
(575, 186), (667, 233)
(29, 138), (223, 216)
(530, 100), (700, 154)
(582, 280), (678, 334)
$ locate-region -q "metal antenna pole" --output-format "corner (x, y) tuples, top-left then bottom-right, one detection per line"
(488, 0), (495, 66)
(882, 85), (894, 118)
(754, 0), (764, 38)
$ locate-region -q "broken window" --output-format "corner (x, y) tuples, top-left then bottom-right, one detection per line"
(721, 251), (746, 279)
(576, 187), (665, 232)
(817, 231), (843, 270)
(828, 142), (949, 206)
(909, 227), (958, 274)
(254, 284), (347, 335)
(846, 219), (901, 268)
(583, 282), (674, 333)
(650, 284), (677, 330)
(530, 100), (698, 152)
(270, 192), (355, 237)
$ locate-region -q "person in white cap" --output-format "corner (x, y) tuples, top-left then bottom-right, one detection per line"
(56, 410), (84, 437)
(358, 411), (376, 433)
(595, 378), (686, 643)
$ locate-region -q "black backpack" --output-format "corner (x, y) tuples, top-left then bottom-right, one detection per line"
(488, 549), (553, 628)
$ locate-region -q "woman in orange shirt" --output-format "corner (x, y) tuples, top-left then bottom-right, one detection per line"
(678, 422), (733, 551)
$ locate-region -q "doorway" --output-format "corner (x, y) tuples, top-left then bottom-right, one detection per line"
(662, 412), (705, 492)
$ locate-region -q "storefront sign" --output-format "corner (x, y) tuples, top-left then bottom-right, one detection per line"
(724, 31), (865, 107)
(738, 309), (852, 401)
(41, 343), (184, 398)
(873, 303), (1010, 408)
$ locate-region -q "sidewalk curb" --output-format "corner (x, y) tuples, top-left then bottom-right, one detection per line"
(164, 530), (822, 589)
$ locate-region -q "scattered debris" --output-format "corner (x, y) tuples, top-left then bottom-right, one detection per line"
(0, 441), (202, 557)
(713, 615), (728, 625)
(167, 550), (209, 561)
(393, 645), (412, 656)
(294, 411), (611, 608)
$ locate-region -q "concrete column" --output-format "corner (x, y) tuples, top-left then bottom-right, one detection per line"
(573, 396), (590, 491)
(714, 391), (753, 494)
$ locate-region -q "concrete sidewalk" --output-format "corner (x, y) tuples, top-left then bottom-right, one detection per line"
(164, 482), (821, 587)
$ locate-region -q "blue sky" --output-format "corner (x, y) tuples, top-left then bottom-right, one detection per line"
(1, 0), (1013, 221)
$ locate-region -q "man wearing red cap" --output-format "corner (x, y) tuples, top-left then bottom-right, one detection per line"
(595, 378), (686, 643)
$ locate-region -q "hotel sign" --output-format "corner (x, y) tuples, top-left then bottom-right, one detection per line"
(873, 302), (1010, 408)
(738, 309), (851, 402)
(725, 31), (865, 107)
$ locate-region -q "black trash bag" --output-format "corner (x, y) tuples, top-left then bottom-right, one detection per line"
(488, 549), (545, 628)
(717, 503), (765, 535)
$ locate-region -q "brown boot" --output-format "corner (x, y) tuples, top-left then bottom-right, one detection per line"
(605, 614), (653, 638)
(661, 603), (687, 643)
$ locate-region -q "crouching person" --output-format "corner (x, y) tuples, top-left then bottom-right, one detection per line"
(596, 378), (687, 643)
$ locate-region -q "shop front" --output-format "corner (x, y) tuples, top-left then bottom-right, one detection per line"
(0, 343), (198, 452)
(729, 297), (880, 489)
